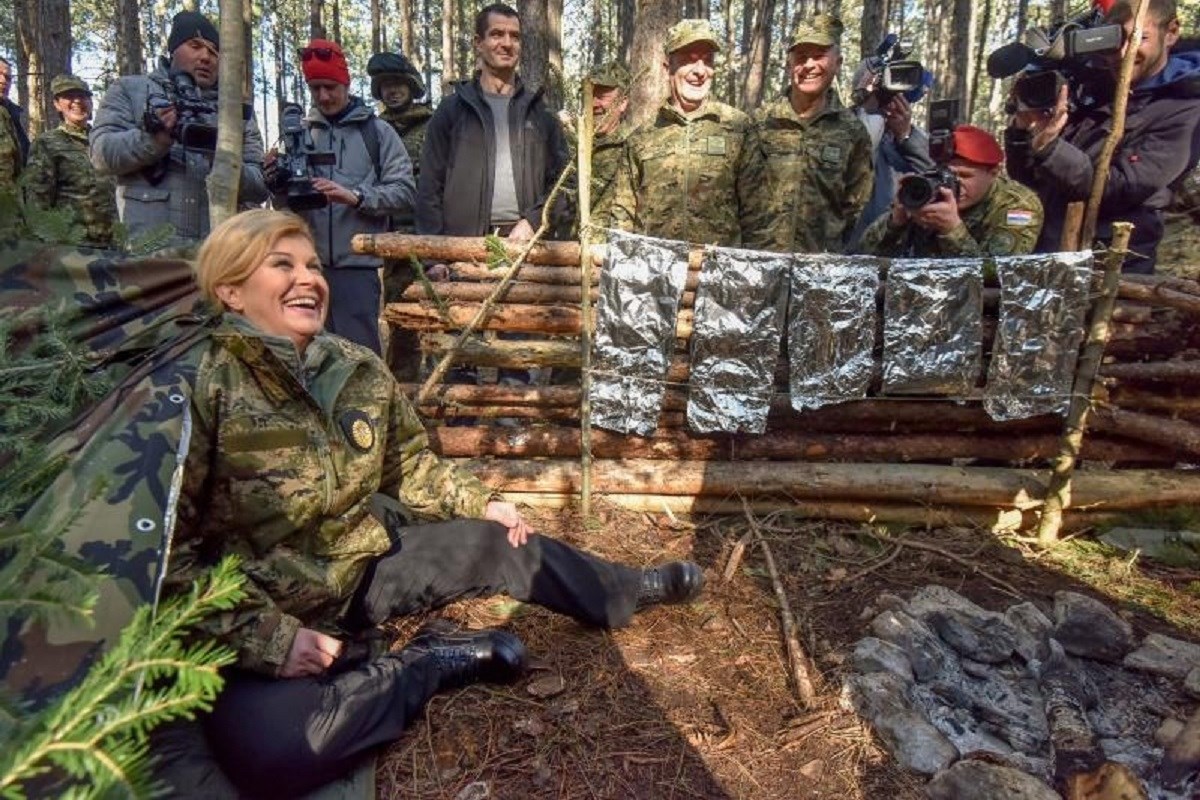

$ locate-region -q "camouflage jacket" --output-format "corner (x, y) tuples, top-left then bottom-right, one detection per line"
(163, 316), (495, 675)
(590, 123), (630, 228)
(380, 103), (433, 180)
(1157, 166), (1200, 274)
(857, 174), (1044, 258)
(0, 102), (22, 194)
(24, 123), (118, 247)
(609, 99), (783, 249)
(753, 97), (873, 253)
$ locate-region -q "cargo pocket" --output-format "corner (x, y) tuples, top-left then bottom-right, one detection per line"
(119, 185), (170, 231)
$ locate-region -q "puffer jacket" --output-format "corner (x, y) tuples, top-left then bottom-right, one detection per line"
(90, 60), (269, 242)
(283, 97), (415, 269)
(165, 316), (494, 675)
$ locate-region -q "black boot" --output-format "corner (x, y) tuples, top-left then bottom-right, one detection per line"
(636, 561), (705, 611)
(403, 620), (528, 691)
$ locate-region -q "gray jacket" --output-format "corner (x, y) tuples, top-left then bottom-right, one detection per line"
(90, 62), (269, 242)
(278, 98), (415, 270)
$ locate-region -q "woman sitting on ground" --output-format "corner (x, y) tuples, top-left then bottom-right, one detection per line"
(151, 208), (704, 798)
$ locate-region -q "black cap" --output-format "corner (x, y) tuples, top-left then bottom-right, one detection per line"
(168, 11), (220, 54)
(366, 52), (425, 100)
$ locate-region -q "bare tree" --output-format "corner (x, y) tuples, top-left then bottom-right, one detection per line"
(441, 0), (456, 92)
(399, 0), (418, 59)
(627, 0), (676, 127)
(740, 0), (776, 110)
(969, 0), (993, 120)
(860, 0), (889, 59)
(14, 0), (71, 135)
(519, 0), (552, 94)
(209, 0), (246, 229)
(723, 0), (738, 105)
(372, 0), (383, 52)
(115, 0), (144, 77)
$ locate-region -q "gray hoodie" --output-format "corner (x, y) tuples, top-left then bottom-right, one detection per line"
(90, 60), (269, 242)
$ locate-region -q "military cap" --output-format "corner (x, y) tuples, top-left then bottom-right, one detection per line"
(664, 19), (722, 55)
(50, 74), (91, 97)
(790, 12), (844, 49)
(367, 51), (426, 99)
(588, 61), (631, 90)
(953, 125), (1004, 166)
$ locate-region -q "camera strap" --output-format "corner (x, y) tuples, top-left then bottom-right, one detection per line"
(358, 117), (383, 182)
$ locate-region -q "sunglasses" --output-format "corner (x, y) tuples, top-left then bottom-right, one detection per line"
(301, 47), (336, 62)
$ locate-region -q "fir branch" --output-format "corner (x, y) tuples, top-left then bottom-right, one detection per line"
(0, 557), (245, 798)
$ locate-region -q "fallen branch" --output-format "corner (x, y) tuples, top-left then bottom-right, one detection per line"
(870, 533), (1023, 599)
(722, 531), (753, 583)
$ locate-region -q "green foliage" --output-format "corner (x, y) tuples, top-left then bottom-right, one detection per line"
(0, 557), (245, 799)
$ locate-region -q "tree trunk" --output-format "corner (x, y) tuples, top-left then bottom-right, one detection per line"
(441, 0), (456, 93)
(518, 0), (552, 99)
(15, 0), (72, 136)
(1016, 0), (1030, 36)
(371, 0), (383, 53)
(968, 0), (989, 120)
(209, 0), (246, 230)
(243, 0), (254, 98)
(724, 0), (738, 105)
(860, 0), (889, 59)
(1050, 0), (1067, 24)
(740, 0), (776, 110)
(331, 0), (341, 44)
(310, 0), (325, 39)
(422, 0), (433, 90)
(617, 0), (635, 65)
(627, 0), (675, 128)
(399, 0), (417, 60)
(115, 0), (144, 77)
(939, 0), (973, 114)
(590, 0), (605, 66)
(547, 0), (563, 100)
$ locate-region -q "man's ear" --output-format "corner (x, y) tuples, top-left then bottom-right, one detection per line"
(1165, 16), (1181, 49)
(214, 284), (242, 312)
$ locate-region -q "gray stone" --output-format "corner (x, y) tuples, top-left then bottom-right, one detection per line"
(870, 609), (959, 682)
(1052, 591), (1136, 663)
(842, 671), (911, 721)
(1185, 666), (1200, 699)
(928, 607), (1017, 664)
(1123, 632), (1200, 680)
(925, 760), (1061, 800)
(1157, 717), (1185, 747)
(906, 585), (994, 625)
(873, 709), (958, 775)
(852, 637), (915, 684)
(1005, 602), (1054, 664)
(918, 693), (1015, 758)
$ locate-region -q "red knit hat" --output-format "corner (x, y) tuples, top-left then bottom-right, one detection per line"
(301, 39), (350, 86)
(952, 125), (1004, 167)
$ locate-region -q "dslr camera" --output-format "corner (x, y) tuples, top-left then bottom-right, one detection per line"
(851, 33), (927, 108)
(987, 2), (1122, 111)
(143, 70), (220, 150)
(896, 99), (960, 210)
(271, 103), (336, 211)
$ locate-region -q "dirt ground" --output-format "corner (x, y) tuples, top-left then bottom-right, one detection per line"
(375, 502), (1200, 800)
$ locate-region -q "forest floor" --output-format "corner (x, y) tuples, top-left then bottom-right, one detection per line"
(375, 502), (1200, 800)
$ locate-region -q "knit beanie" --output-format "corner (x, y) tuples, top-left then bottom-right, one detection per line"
(301, 39), (351, 86)
(167, 11), (220, 54)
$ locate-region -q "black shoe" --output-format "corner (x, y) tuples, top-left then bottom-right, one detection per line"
(636, 561), (705, 610)
(404, 619), (527, 691)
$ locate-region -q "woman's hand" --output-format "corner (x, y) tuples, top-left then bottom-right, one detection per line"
(281, 627), (343, 678)
(484, 500), (532, 548)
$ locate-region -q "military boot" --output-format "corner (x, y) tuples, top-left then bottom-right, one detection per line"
(636, 561), (706, 611)
(403, 619), (527, 691)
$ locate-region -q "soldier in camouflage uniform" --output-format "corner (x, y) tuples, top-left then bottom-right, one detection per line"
(0, 57), (28, 195)
(588, 61), (632, 228)
(366, 50), (432, 232)
(754, 13), (873, 253)
(609, 20), (782, 249)
(858, 125), (1044, 258)
(24, 75), (118, 248)
(1157, 165), (1200, 278)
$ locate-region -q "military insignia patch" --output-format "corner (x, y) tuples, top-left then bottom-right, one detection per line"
(340, 410), (375, 452)
(1006, 209), (1034, 226)
(706, 136), (727, 156)
(820, 144), (842, 163)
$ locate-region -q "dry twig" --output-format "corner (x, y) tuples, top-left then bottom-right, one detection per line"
(722, 531), (753, 582)
(866, 531), (1024, 599)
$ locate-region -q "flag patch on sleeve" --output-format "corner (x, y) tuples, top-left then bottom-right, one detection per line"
(1006, 210), (1034, 226)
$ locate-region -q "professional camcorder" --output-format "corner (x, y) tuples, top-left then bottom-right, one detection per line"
(271, 103), (336, 211)
(851, 33), (927, 108)
(987, 1), (1123, 110)
(896, 99), (960, 210)
(143, 70), (220, 150)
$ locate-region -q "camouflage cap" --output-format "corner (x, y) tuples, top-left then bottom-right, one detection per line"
(665, 19), (722, 55)
(50, 74), (91, 97)
(588, 61), (631, 90)
(790, 12), (844, 49)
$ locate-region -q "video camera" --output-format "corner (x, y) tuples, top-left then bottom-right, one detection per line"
(271, 103), (336, 211)
(143, 70), (220, 150)
(987, 2), (1122, 110)
(851, 33), (927, 108)
(896, 99), (960, 210)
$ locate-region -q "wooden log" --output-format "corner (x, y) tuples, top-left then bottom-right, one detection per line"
(1101, 360), (1200, 382)
(353, 233), (588, 266)
(1041, 648), (1106, 791)
(1091, 407), (1200, 458)
(1123, 273), (1200, 295)
(451, 459), (1200, 510)
(1106, 388), (1200, 413)
(1117, 280), (1200, 317)
(389, 300), (696, 337)
(427, 424), (1178, 463)
(400, 280), (699, 307)
(418, 333), (581, 368)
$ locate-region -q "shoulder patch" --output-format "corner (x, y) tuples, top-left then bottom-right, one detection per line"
(339, 410), (376, 453)
(1006, 209), (1035, 227)
(820, 144), (843, 164)
(991, 231), (1017, 255)
(706, 136), (727, 156)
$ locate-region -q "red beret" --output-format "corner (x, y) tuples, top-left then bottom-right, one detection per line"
(952, 125), (1004, 167)
(301, 39), (351, 87)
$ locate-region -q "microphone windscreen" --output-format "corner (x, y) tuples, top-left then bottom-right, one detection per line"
(987, 42), (1035, 78)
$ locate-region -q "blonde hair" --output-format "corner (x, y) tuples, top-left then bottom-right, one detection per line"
(194, 209), (315, 308)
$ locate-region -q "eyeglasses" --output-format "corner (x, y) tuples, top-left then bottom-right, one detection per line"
(301, 47), (336, 62)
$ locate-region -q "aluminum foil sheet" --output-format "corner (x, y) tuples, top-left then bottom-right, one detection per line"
(984, 251), (1094, 421)
(590, 231), (690, 435)
(882, 258), (983, 395)
(687, 246), (790, 433)
(789, 255), (883, 411)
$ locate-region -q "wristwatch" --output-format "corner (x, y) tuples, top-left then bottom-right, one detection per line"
(352, 189), (364, 208)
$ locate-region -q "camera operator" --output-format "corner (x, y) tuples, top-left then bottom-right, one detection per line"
(1004, 0), (1200, 273)
(90, 11), (269, 244)
(858, 124), (1044, 258)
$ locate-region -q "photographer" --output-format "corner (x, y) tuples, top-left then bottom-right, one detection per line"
(268, 38), (415, 356)
(90, 11), (268, 243)
(1004, 0), (1200, 273)
(858, 124), (1044, 258)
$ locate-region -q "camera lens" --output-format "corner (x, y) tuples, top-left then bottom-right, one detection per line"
(897, 175), (935, 210)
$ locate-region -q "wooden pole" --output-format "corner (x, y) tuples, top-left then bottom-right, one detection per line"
(579, 78), (595, 517)
(1037, 224), (1133, 545)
